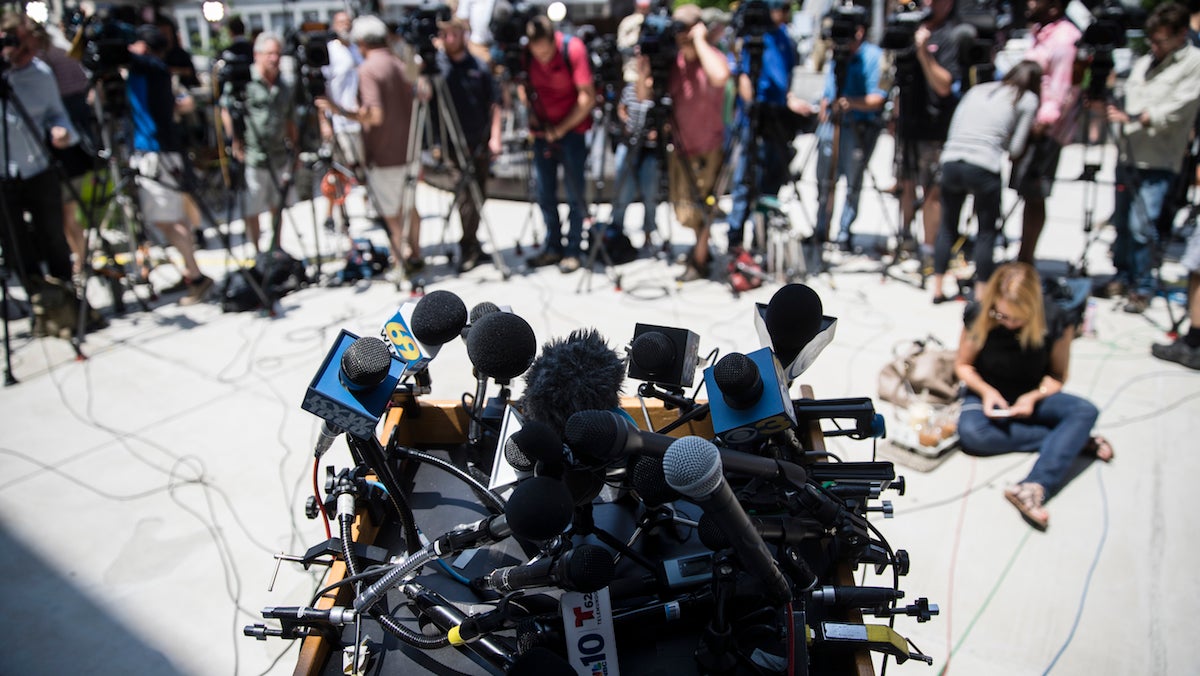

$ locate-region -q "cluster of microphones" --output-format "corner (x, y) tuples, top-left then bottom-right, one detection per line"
(248, 283), (940, 674)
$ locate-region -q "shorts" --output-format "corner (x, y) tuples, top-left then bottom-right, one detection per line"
(334, 130), (365, 169)
(243, 163), (293, 215)
(893, 138), (943, 187)
(1011, 136), (1062, 199)
(1183, 220), (1200, 273)
(365, 164), (415, 218)
(134, 151), (187, 224)
(669, 148), (723, 231)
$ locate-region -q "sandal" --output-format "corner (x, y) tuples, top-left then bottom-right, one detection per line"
(1004, 482), (1049, 530)
(1084, 435), (1115, 463)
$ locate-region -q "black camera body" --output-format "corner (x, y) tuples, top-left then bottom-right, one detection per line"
(825, 3), (870, 58)
(288, 29), (334, 99)
(398, 2), (451, 67)
(881, 2), (931, 52)
(639, 12), (680, 100)
(81, 9), (134, 78)
(217, 51), (253, 96)
(490, 0), (538, 74)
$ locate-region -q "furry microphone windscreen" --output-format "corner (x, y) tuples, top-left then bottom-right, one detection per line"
(521, 328), (626, 436)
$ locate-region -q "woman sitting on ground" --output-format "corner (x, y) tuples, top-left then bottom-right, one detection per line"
(954, 262), (1113, 529)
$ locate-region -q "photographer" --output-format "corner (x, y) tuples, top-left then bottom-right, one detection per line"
(814, 9), (886, 250)
(891, 0), (963, 255)
(663, 4), (731, 281)
(220, 32), (297, 255)
(319, 11), (363, 232)
(0, 12), (77, 294)
(1102, 2), (1200, 314)
(521, 15), (596, 273)
(126, 24), (212, 305)
(1013, 0), (1080, 264)
(726, 0), (797, 254)
(420, 17), (502, 273)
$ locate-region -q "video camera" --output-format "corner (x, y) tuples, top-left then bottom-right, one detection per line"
(79, 6), (135, 78)
(1076, 0), (1144, 98)
(397, 2), (451, 67)
(880, 1), (930, 52)
(216, 51), (253, 95)
(825, 2), (870, 57)
(638, 10), (680, 100)
(490, 0), (539, 74)
(287, 27), (334, 99)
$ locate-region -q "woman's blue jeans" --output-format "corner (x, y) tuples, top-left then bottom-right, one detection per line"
(533, 132), (588, 258)
(958, 391), (1098, 497)
(610, 143), (660, 235)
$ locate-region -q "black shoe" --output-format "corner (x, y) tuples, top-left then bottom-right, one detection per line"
(1093, 279), (1127, 299)
(1151, 339), (1200, 370)
(179, 275), (214, 306)
(457, 247), (484, 273)
(526, 250), (563, 268)
(1122, 294), (1150, 314)
(403, 257), (426, 275)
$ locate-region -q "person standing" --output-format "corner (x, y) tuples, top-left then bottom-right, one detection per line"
(931, 61), (1041, 303)
(0, 12), (77, 294)
(522, 15), (595, 273)
(1101, 2), (1200, 314)
(221, 32), (296, 254)
(1013, 0), (1080, 264)
(319, 11), (364, 233)
(814, 13), (886, 250)
(423, 17), (502, 272)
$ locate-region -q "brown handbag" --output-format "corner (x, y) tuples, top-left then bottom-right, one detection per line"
(878, 336), (961, 408)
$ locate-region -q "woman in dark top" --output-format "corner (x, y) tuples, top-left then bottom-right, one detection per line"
(954, 262), (1113, 529)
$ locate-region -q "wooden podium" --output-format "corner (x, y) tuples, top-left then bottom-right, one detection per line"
(294, 387), (873, 676)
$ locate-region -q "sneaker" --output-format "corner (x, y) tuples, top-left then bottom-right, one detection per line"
(179, 275), (213, 306)
(526, 251), (563, 268)
(676, 262), (709, 283)
(1122, 294), (1150, 314)
(1151, 339), (1200, 370)
(1093, 279), (1127, 299)
(558, 256), (581, 273)
(323, 217), (336, 232)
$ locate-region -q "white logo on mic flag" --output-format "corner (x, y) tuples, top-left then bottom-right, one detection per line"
(561, 588), (620, 676)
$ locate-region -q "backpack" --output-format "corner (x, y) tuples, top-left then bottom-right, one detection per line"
(221, 249), (307, 312)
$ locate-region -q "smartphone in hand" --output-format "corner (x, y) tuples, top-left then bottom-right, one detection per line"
(988, 408), (1014, 418)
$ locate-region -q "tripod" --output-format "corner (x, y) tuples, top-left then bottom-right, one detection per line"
(578, 79), (624, 293)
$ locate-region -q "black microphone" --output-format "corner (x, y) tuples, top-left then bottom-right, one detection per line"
(762, 284), (824, 367)
(434, 475), (574, 553)
(460, 301), (501, 341)
(411, 290), (470, 346)
(506, 420), (567, 476)
(521, 329), (626, 436)
(810, 585), (905, 610)
(564, 410), (808, 487)
(466, 311), (537, 444)
(312, 335), (396, 457)
(627, 323), (700, 389)
(697, 512), (822, 550)
(473, 544), (616, 594)
(563, 409), (674, 465)
(628, 454), (681, 507)
(663, 436), (792, 603)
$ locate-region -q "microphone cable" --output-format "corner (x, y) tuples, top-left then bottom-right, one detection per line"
(388, 442), (507, 515)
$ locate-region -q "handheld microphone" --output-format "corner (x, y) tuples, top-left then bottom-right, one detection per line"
(301, 331), (406, 443)
(473, 544), (616, 594)
(810, 585), (905, 610)
(466, 311), (538, 383)
(697, 512), (822, 550)
(433, 475), (574, 554)
(663, 436), (792, 602)
(563, 409), (674, 465)
(381, 290), (468, 373)
(460, 301), (501, 341)
(626, 323), (700, 389)
(509, 420), (569, 477)
(704, 348), (797, 445)
(754, 283), (838, 382)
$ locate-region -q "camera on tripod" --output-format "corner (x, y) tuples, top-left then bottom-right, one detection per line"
(80, 7), (134, 77)
(490, 0), (538, 74)
(217, 51), (253, 97)
(638, 9), (680, 103)
(733, 0), (776, 40)
(880, 1), (930, 52)
(287, 27), (333, 99)
(1076, 0), (1143, 99)
(397, 2), (450, 67)
(824, 2), (870, 57)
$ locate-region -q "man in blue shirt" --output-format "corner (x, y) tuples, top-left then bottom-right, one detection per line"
(815, 12), (886, 250)
(725, 0), (796, 254)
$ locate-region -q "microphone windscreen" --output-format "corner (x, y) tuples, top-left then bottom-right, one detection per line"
(563, 410), (623, 464)
(469, 301), (501, 323)
(411, 290), (469, 346)
(662, 436), (724, 500)
(522, 329), (625, 435)
(563, 545), (616, 593)
(508, 647), (575, 676)
(629, 454), (680, 507)
(504, 437), (534, 472)
(505, 476), (573, 541)
(467, 312), (537, 380)
(713, 353), (763, 407)
(340, 337), (392, 389)
(696, 512), (729, 551)
(764, 284), (824, 363)
(630, 331), (675, 375)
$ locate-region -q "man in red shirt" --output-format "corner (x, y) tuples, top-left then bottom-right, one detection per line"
(522, 16), (595, 273)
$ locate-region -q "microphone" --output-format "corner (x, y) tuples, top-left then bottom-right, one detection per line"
(507, 420), (567, 476)
(433, 475), (574, 553)
(697, 512), (822, 550)
(466, 311), (538, 383)
(460, 301), (502, 341)
(563, 409), (809, 487)
(563, 409), (673, 465)
(704, 348), (797, 445)
(626, 323), (700, 389)
(522, 329), (626, 436)
(472, 544), (616, 594)
(628, 454), (681, 507)
(810, 585), (905, 610)
(301, 331), (405, 444)
(662, 436), (792, 602)
(380, 290), (468, 373)
(754, 283), (838, 382)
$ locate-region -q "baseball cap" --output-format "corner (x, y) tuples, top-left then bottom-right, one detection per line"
(136, 24), (169, 51)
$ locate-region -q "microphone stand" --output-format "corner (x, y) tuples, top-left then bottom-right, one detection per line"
(695, 551), (739, 673)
